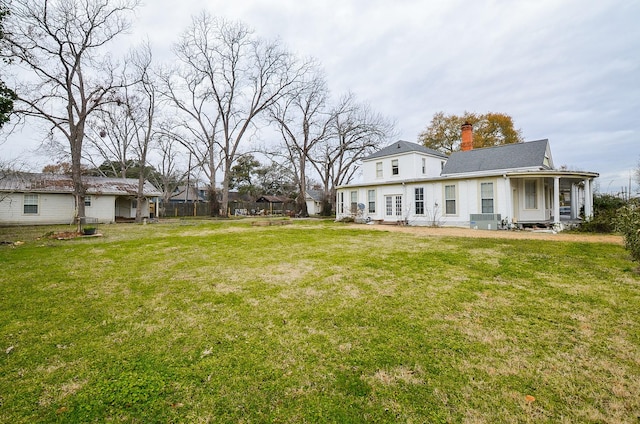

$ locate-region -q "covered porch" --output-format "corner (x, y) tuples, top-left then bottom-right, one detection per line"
(504, 171), (598, 229)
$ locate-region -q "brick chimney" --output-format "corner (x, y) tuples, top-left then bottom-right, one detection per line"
(461, 122), (473, 151)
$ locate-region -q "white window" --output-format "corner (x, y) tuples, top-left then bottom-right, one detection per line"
(376, 162), (383, 178)
(415, 187), (424, 215)
(525, 180), (537, 209)
(23, 194), (39, 214)
(84, 195), (92, 207)
(421, 158), (426, 174)
(480, 182), (494, 213)
(395, 196), (402, 216)
(391, 159), (399, 176)
(338, 191), (344, 213)
(350, 191), (358, 213)
(444, 184), (456, 215)
(385, 195), (402, 216)
(367, 190), (376, 213)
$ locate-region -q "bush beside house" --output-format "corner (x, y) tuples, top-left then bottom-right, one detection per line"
(616, 199), (640, 263)
(579, 194), (627, 233)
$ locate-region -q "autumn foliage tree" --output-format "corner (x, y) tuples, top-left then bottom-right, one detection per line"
(419, 111), (523, 155)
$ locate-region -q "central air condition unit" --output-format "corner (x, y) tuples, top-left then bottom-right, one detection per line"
(470, 214), (501, 230)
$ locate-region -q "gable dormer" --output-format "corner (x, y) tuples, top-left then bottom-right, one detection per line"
(362, 140), (448, 182)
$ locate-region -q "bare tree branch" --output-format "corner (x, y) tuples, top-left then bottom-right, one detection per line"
(4, 0), (140, 226)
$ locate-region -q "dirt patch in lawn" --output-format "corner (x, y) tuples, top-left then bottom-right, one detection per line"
(347, 224), (623, 245)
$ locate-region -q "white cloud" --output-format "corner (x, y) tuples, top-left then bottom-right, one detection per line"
(3, 0), (638, 193)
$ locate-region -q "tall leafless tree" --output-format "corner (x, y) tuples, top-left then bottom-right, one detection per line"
(310, 93), (395, 214)
(79, 43), (156, 223)
(149, 133), (189, 209)
(170, 13), (309, 217)
(270, 67), (331, 216)
(124, 43), (157, 223)
(157, 61), (222, 215)
(3, 0), (140, 227)
(84, 101), (137, 178)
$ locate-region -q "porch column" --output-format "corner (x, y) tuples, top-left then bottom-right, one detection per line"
(570, 183), (579, 219)
(503, 176), (512, 222)
(553, 176), (560, 225)
(584, 178), (593, 219)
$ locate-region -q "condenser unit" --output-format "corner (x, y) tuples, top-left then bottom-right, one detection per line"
(470, 214), (501, 230)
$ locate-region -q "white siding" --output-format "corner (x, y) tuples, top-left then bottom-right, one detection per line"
(0, 193), (144, 225)
(513, 178), (547, 222)
(337, 177), (511, 227)
(361, 153), (446, 183)
(0, 193), (75, 225)
(86, 195), (117, 223)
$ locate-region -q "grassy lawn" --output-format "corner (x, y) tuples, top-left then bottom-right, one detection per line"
(1, 219), (639, 423)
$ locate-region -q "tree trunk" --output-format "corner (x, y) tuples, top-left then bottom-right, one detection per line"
(135, 138), (150, 223)
(221, 173), (230, 218)
(298, 155), (309, 217)
(71, 130), (86, 231)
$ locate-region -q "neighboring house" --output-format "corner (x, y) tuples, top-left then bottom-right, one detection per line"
(0, 173), (162, 225)
(256, 195), (293, 215)
(335, 126), (598, 230)
(305, 190), (324, 215)
(168, 185), (207, 203)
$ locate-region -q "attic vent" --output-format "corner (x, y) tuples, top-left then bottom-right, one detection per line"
(397, 142), (401, 148)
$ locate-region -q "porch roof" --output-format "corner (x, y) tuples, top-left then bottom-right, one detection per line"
(336, 169), (599, 190)
(0, 172), (162, 197)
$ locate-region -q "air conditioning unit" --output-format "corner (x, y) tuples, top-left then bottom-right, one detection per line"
(470, 214), (501, 230)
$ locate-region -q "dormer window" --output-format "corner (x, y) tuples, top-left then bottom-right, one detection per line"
(391, 159), (399, 176)
(376, 161), (383, 178)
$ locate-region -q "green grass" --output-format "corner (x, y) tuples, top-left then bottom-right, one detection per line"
(1, 219), (639, 423)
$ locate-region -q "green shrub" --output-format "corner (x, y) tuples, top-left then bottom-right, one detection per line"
(616, 199), (640, 262)
(578, 194), (627, 233)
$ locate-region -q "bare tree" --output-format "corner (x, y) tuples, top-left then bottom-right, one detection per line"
(270, 67), (331, 216)
(157, 62), (222, 215)
(84, 101), (137, 178)
(311, 93), (395, 214)
(3, 0), (140, 227)
(171, 13), (309, 217)
(125, 43), (157, 223)
(81, 42), (156, 223)
(0, 4), (16, 129)
(149, 133), (189, 208)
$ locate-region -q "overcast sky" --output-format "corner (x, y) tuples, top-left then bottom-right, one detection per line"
(3, 0), (639, 193)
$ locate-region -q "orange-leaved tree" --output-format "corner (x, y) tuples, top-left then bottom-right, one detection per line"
(419, 111), (523, 155)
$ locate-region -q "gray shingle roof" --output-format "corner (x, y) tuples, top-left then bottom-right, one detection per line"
(305, 189), (323, 202)
(365, 140), (448, 160)
(441, 139), (551, 175)
(0, 172), (162, 196)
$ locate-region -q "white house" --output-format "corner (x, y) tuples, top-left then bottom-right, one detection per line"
(305, 189), (324, 216)
(336, 125), (598, 230)
(0, 173), (162, 225)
